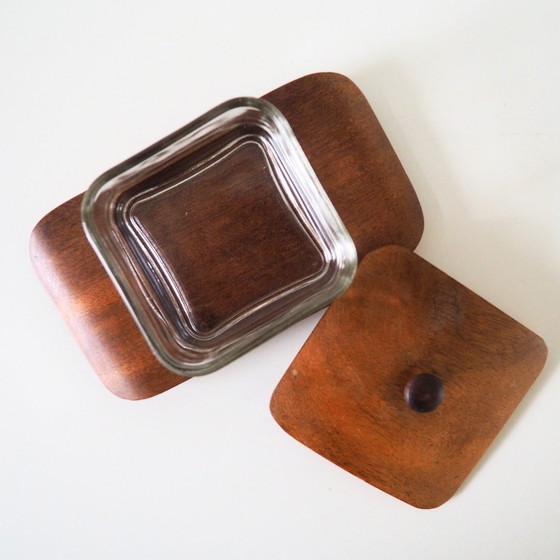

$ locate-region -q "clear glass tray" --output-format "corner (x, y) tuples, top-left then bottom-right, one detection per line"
(82, 98), (357, 376)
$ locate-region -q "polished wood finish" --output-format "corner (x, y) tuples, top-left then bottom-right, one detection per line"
(270, 246), (548, 508)
(30, 73), (424, 399)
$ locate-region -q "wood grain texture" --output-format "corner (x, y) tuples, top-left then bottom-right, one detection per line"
(30, 195), (185, 400)
(270, 246), (548, 508)
(30, 73), (424, 399)
(265, 73), (424, 260)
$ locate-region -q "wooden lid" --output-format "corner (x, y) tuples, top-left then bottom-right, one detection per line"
(270, 246), (547, 508)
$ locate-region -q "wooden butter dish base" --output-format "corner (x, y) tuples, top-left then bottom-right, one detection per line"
(30, 73), (424, 399)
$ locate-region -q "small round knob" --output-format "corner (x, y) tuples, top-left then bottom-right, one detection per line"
(404, 373), (444, 413)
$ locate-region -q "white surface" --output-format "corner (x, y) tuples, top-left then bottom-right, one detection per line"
(2, 1), (559, 558)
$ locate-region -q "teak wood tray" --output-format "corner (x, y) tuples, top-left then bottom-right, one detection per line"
(30, 72), (424, 399)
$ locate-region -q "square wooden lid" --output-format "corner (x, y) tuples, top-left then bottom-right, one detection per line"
(270, 246), (547, 508)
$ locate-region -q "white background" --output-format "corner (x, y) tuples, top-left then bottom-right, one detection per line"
(2, 1), (560, 558)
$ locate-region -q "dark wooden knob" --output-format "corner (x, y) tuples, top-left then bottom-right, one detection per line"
(404, 373), (444, 413)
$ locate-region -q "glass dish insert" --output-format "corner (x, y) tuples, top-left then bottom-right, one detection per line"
(82, 98), (357, 375)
